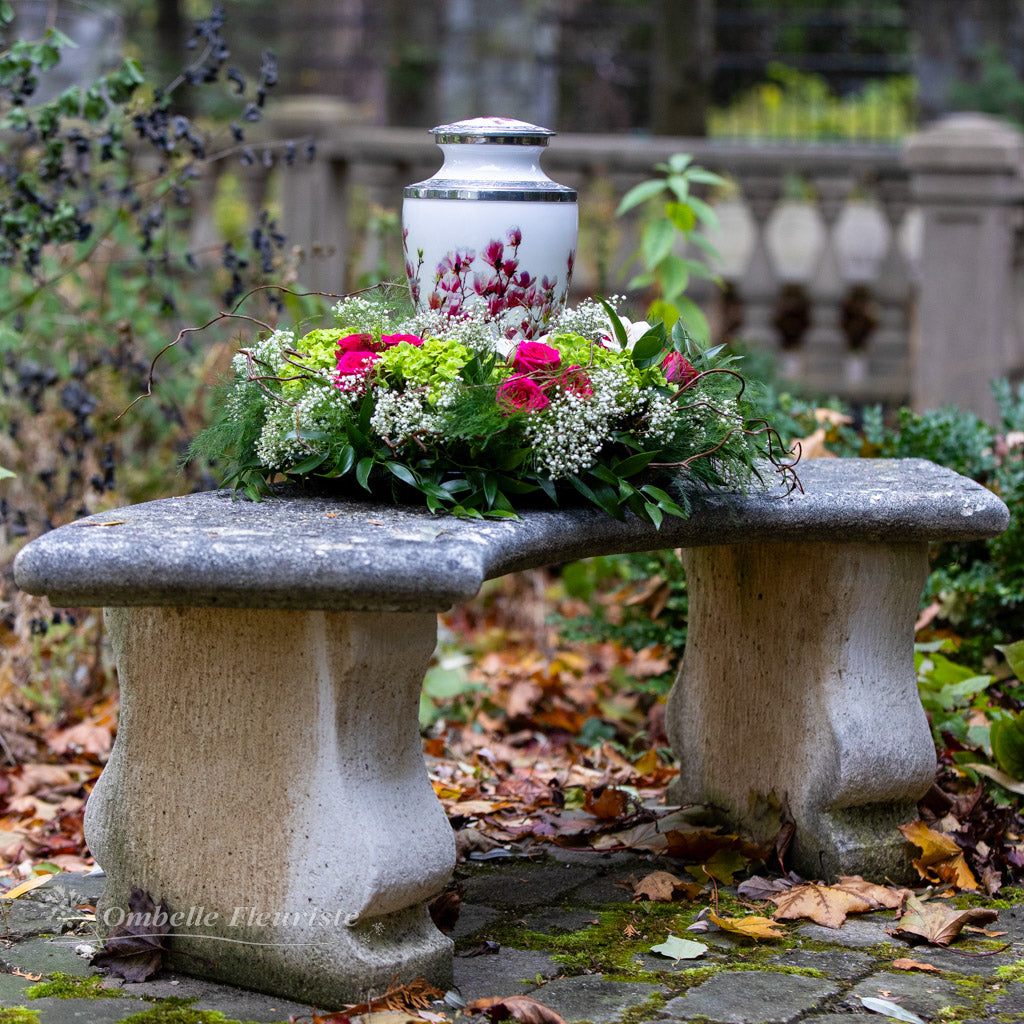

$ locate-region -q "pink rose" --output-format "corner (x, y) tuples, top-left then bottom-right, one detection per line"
(380, 333), (424, 348)
(662, 351), (698, 386)
(497, 375), (550, 412)
(336, 332), (378, 355)
(335, 349), (380, 379)
(561, 365), (593, 397)
(512, 341), (561, 374)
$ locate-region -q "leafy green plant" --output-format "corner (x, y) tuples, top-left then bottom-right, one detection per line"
(708, 64), (917, 142)
(949, 44), (1024, 127)
(616, 155), (726, 345)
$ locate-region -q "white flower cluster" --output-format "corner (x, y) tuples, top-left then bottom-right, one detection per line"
(231, 329), (296, 381)
(332, 295), (396, 336)
(639, 390), (680, 444)
(524, 367), (634, 479)
(397, 306), (505, 353)
(369, 383), (457, 450)
(551, 296), (625, 342)
(255, 377), (354, 470)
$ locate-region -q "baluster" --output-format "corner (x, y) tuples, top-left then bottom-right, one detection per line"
(804, 175), (853, 396)
(873, 173), (914, 406)
(736, 174), (782, 353)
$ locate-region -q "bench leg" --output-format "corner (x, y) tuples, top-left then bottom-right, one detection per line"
(665, 541), (937, 881)
(86, 606), (454, 1007)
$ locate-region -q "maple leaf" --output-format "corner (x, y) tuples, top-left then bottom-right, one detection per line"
(771, 876), (908, 929)
(685, 848), (748, 886)
(583, 786), (631, 819)
(631, 870), (700, 903)
(898, 820), (978, 890)
(707, 910), (786, 940)
(467, 995), (568, 1024)
(91, 887), (170, 982)
(736, 875), (796, 900)
(889, 894), (998, 947)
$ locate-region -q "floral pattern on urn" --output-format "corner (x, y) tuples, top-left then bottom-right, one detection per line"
(402, 117), (578, 339)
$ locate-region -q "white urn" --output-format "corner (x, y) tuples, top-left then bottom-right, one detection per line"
(402, 117), (578, 339)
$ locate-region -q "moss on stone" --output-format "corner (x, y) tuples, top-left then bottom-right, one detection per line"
(118, 1003), (267, 1024)
(25, 972), (120, 999)
(0, 1009), (42, 1024)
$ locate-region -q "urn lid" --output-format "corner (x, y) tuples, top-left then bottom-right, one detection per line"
(431, 117), (556, 146)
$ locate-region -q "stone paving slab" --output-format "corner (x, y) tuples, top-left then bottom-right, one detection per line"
(2, 863), (1024, 1024)
(659, 971), (840, 1023)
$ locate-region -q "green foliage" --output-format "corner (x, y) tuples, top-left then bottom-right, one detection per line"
(616, 155), (726, 345)
(949, 44), (1024, 127)
(709, 65), (917, 142)
(915, 640), (997, 748)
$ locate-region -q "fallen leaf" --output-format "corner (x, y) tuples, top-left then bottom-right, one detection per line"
(707, 911), (786, 940)
(770, 883), (874, 929)
(428, 889), (461, 933)
(649, 935), (707, 960)
(685, 848), (748, 886)
(898, 820), (978, 890)
(2, 873), (55, 899)
(891, 958), (941, 973)
(343, 977), (445, 1016)
(889, 894), (998, 947)
(963, 762), (1024, 797)
(91, 887), (171, 982)
(632, 870), (700, 903)
(458, 939), (501, 957)
(858, 996), (925, 1024)
(770, 876), (908, 929)
(583, 786), (630, 819)
(736, 875), (796, 900)
(467, 995), (568, 1024)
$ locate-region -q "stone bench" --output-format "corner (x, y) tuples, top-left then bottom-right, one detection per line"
(12, 458), (1008, 1007)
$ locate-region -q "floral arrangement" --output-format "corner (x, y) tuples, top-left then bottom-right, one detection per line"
(191, 295), (797, 523)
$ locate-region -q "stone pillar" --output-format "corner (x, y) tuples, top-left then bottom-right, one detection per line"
(666, 540), (938, 882)
(86, 605), (454, 1007)
(903, 113), (1024, 420)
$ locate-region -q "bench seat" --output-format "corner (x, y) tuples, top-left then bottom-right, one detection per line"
(13, 457), (1009, 1005)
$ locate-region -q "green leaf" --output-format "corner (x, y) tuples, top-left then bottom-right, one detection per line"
(665, 201), (696, 233)
(686, 195), (720, 230)
(666, 177), (690, 204)
(998, 640), (1024, 682)
(650, 935), (707, 960)
(674, 296), (712, 347)
(682, 167), (728, 187)
(0, 2), (14, 25)
(385, 461), (418, 488)
(334, 444), (357, 476)
(616, 179), (667, 216)
(355, 457), (375, 491)
(288, 451), (328, 475)
(656, 254), (690, 303)
(598, 297), (629, 350)
(665, 154), (694, 174)
(643, 501), (664, 529)
(992, 715), (1024, 780)
(641, 219), (675, 269)
(613, 451), (657, 477)
(0, 466), (14, 481)
(631, 327), (668, 368)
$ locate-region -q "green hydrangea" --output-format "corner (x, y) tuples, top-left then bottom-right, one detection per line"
(294, 329), (345, 373)
(377, 338), (475, 402)
(549, 333), (668, 390)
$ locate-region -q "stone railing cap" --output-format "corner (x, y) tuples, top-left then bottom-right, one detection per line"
(12, 459), (1009, 613)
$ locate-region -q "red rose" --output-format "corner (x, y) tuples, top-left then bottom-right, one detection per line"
(497, 375), (550, 412)
(512, 341), (561, 374)
(561, 365), (593, 397)
(336, 333), (378, 355)
(335, 349), (380, 379)
(662, 352), (698, 385)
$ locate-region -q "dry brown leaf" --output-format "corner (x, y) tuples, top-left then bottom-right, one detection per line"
(834, 876), (909, 909)
(898, 820), (978, 890)
(343, 977), (445, 1016)
(794, 426), (835, 459)
(892, 958), (941, 973)
(467, 995), (568, 1024)
(583, 786), (630, 819)
(889, 894), (998, 947)
(770, 883), (875, 929)
(707, 910), (786, 940)
(631, 870), (700, 903)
